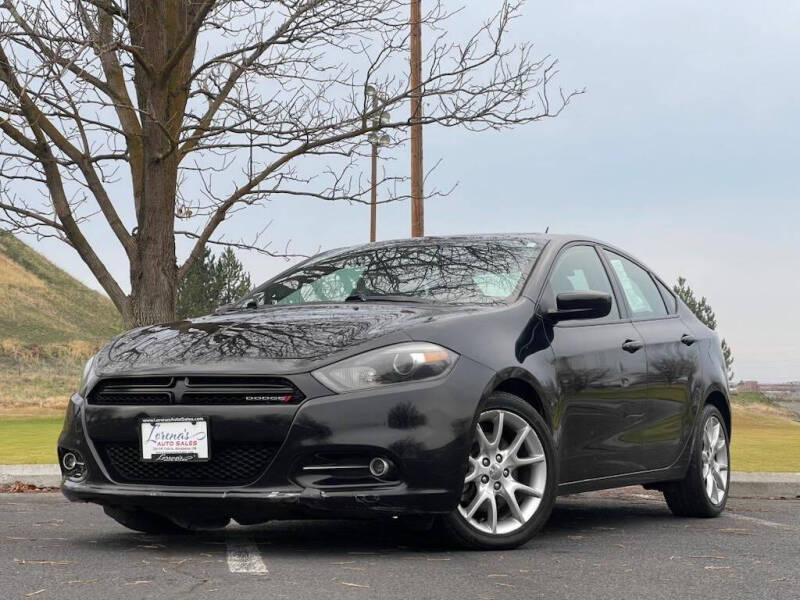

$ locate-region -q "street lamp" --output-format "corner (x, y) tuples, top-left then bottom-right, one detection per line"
(366, 85), (391, 242)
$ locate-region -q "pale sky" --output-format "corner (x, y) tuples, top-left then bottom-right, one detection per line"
(19, 0), (800, 382)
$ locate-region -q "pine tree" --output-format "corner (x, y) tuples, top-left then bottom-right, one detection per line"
(176, 248), (251, 319)
(673, 277), (734, 380)
(176, 247), (217, 320)
(215, 248), (252, 306)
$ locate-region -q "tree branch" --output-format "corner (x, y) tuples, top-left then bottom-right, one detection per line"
(178, 0), (320, 158)
(0, 43), (135, 257)
(1, 0), (116, 97)
(0, 201), (66, 232)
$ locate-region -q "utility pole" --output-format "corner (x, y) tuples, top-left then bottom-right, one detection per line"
(370, 141), (378, 242)
(366, 86), (390, 242)
(409, 0), (424, 237)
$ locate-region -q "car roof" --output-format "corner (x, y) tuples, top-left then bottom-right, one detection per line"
(340, 232), (607, 248)
(305, 233), (621, 263)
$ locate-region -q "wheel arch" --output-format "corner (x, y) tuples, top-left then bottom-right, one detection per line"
(705, 388), (731, 439)
(483, 367), (553, 431)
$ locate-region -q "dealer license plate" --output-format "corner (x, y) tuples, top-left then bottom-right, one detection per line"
(140, 417), (209, 462)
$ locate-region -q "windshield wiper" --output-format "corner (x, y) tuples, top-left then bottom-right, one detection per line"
(344, 292), (433, 304)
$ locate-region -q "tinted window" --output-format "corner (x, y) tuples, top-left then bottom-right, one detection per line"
(548, 245), (619, 321)
(604, 251), (668, 319)
(656, 279), (677, 314)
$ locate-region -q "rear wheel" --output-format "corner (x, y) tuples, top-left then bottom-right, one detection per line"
(663, 404), (730, 517)
(103, 507), (192, 534)
(441, 392), (556, 550)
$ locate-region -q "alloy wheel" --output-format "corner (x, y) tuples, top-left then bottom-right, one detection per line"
(457, 409), (548, 535)
(701, 415), (729, 505)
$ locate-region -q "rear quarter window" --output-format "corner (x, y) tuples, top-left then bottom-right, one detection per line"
(656, 279), (677, 314)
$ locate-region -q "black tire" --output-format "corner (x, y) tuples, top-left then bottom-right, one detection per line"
(440, 391), (557, 550)
(103, 506), (191, 534)
(663, 404), (730, 518)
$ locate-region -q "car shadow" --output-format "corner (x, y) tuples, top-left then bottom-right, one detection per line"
(69, 491), (679, 555)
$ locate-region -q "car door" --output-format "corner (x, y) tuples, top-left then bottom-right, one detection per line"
(542, 244), (649, 483)
(602, 250), (698, 470)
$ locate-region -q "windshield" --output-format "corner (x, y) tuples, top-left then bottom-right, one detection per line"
(239, 237), (541, 307)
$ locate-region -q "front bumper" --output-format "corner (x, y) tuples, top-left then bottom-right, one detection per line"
(59, 357), (494, 522)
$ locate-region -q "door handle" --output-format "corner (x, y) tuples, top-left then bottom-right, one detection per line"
(622, 339), (643, 353)
(681, 334), (697, 346)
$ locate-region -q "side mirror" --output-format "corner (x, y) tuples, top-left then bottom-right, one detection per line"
(547, 291), (612, 322)
(213, 303), (235, 315)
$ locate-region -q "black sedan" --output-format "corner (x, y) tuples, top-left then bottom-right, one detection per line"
(59, 234), (731, 549)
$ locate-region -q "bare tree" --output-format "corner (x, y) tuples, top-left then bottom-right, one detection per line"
(0, 0), (581, 328)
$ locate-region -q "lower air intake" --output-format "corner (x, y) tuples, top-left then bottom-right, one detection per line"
(99, 443), (278, 486)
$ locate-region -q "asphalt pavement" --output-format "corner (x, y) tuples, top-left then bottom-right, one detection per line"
(1, 487), (798, 600)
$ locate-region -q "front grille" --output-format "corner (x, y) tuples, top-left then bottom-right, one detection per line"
(88, 376), (304, 406)
(99, 442), (278, 486)
(92, 392), (172, 405)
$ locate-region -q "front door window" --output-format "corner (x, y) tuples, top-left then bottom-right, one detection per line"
(548, 245), (619, 322)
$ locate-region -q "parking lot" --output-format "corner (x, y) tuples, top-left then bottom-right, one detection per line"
(1, 487), (798, 600)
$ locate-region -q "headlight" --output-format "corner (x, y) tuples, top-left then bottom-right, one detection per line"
(78, 354), (96, 396)
(312, 342), (459, 393)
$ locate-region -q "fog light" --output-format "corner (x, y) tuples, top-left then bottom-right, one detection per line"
(62, 452), (78, 471)
(60, 449), (86, 481)
(369, 457), (392, 478)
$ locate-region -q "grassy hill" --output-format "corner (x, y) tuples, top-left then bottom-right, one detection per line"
(0, 231), (121, 345)
(0, 231), (121, 415)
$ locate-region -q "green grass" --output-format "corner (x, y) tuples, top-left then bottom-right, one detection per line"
(730, 404), (800, 472)
(0, 417), (62, 464)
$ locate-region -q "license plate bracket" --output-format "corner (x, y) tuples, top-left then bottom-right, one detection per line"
(139, 417), (210, 462)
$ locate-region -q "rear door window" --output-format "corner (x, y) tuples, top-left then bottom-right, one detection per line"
(604, 251), (668, 319)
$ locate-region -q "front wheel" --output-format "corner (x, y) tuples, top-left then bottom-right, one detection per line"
(441, 392), (556, 550)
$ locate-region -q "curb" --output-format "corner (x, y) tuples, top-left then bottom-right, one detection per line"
(730, 472), (800, 499)
(1, 466), (799, 498)
(0, 464), (61, 488)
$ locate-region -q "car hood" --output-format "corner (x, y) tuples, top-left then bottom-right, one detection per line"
(93, 303), (484, 377)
